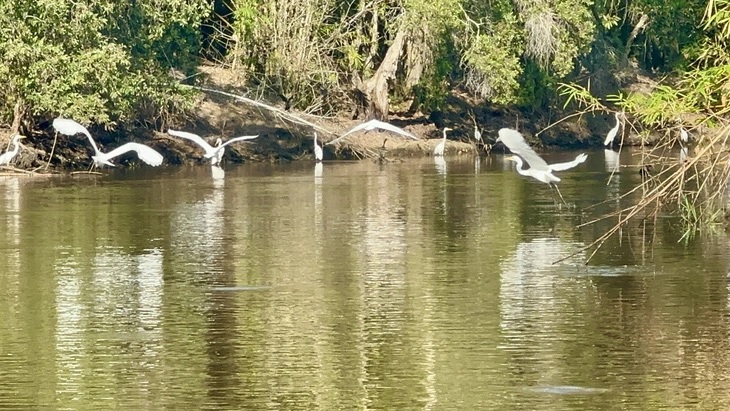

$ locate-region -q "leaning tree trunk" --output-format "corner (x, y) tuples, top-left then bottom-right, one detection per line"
(353, 27), (407, 121)
(621, 14), (649, 68)
(10, 99), (25, 134)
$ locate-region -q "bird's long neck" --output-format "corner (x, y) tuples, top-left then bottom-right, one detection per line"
(512, 157), (530, 176)
(314, 133), (318, 145)
(11, 139), (21, 154)
(442, 129), (448, 142)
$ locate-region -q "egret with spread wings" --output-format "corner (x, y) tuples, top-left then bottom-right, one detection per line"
(327, 119), (418, 145)
(167, 129), (258, 166)
(53, 118), (164, 169)
(496, 128), (587, 204)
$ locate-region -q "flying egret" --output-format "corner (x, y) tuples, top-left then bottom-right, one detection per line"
(0, 134), (26, 166)
(433, 127), (451, 156)
(167, 129), (258, 166)
(496, 128), (587, 204)
(313, 132), (323, 161)
(604, 112), (622, 147)
(53, 118), (163, 168)
(326, 119), (418, 145)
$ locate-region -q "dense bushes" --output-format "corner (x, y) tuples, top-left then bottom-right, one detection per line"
(0, 0), (725, 130)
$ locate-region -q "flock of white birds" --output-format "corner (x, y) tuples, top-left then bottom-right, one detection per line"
(1, 114), (686, 200)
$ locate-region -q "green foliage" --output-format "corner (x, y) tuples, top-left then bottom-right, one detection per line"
(0, 0), (209, 128)
(459, 12), (523, 105)
(557, 82), (604, 111)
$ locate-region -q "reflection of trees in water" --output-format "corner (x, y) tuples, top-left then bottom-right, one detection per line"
(169, 185), (225, 274)
(53, 246), (164, 404)
(355, 170), (410, 407)
(168, 184), (248, 405)
(498, 237), (588, 383)
(1, 178), (20, 269)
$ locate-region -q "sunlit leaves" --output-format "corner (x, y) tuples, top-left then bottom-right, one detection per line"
(0, 0), (209, 127)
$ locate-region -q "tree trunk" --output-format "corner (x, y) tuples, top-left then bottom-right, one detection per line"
(621, 14), (649, 67)
(11, 100), (24, 134)
(354, 27), (407, 120)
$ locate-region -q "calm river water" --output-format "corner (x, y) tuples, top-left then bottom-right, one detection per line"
(1, 149), (729, 409)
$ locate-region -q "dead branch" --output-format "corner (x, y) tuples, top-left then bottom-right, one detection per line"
(184, 85), (336, 137)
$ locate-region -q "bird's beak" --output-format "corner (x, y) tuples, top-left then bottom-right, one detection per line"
(504, 155), (516, 162)
(18, 136), (26, 139)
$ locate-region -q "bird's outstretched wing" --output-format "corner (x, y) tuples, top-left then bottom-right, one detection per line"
(216, 135), (258, 149)
(326, 119), (417, 145)
(496, 128), (550, 171)
(368, 120), (419, 139)
(549, 153), (588, 171)
(167, 129), (214, 153)
(104, 142), (164, 166)
(203, 135), (258, 159)
(53, 118), (99, 154)
(326, 122), (369, 145)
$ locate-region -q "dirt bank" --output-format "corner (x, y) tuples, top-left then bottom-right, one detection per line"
(0, 65), (649, 171)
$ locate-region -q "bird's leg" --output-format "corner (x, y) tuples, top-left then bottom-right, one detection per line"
(552, 183), (568, 207)
(548, 184), (559, 207)
(378, 138), (388, 163)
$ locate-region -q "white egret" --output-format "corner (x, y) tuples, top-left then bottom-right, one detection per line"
(496, 128), (587, 204)
(0, 134), (26, 166)
(326, 119), (418, 145)
(313, 132), (323, 161)
(604, 149), (620, 173)
(167, 129), (258, 166)
(211, 165), (225, 180)
(433, 127), (451, 157)
(679, 127), (689, 143)
(53, 118), (163, 168)
(678, 127), (689, 164)
(604, 112), (622, 147)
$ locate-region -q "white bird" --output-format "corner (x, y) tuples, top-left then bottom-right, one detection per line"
(167, 129), (258, 166)
(326, 119), (418, 145)
(604, 112), (622, 147)
(604, 149), (620, 173)
(53, 118), (163, 168)
(679, 127), (689, 164)
(496, 128), (587, 204)
(313, 132), (323, 161)
(434, 127), (452, 156)
(211, 165), (225, 180)
(0, 134), (26, 166)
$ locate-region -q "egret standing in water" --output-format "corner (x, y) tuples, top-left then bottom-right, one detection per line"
(313, 132), (323, 162)
(0, 134), (26, 166)
(433, 127), (451, 157)
(53, 118), (164, 169)
(167, 129), (258, 166)
(496, 128), (587, 204)
(604, 112), (622, 148)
